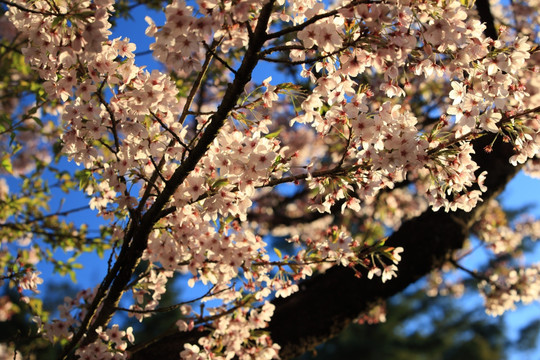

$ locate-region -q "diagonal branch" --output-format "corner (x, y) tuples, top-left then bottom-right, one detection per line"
(266, 0), (376, 40)
(129, 125), (522, 360)
(60, 1), (277, 358)
(126, 0), (537, 358)
(267, 133), (521, 358)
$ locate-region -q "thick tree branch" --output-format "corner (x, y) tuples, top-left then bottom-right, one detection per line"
(129, 131), (522, 360)
(267, 134), (521, 359)
(475, 0), (498, 40)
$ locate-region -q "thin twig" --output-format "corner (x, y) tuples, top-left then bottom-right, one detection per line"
(150, 157), (167, 184)
(265, 0), (375, 40)
(449, 259), (499, 288)
(203, 41), (237, 74)
(149, 111), (188, 149)
(116, 285), (227, 314)
(96, 84), (121, 153)
(178, 38), (221, 125)
(0, 0), (59, 16)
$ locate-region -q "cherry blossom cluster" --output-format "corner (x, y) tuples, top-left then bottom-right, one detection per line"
(128, 269), (173, 321)
(515, 217), (540, 242)
(8, 0), (114, 84)
(283, 226), (404, 284)
(145, 220), (270, 286)
(0, 118), (55, 177)
(423, 143), (488, 212)
(8, 0), (188, 219)
(136, 215), (402, 357)
(197, 126), (280, 213)
(147, 0), (272, 74)
(480, 264), (540, 317)
(425, 269), (466, 299)
(17, 269), (44, 295)
(39, 286), (135, 359)
(425, 199), (540, 314)
(40, 287), (100, 343)
(284, 0), (537, 214)
(0, 343), (21, 360)
(146, 1), (208, 74)
(181, 302), (279, 360)
(366, 245), (403, 283)
(0, 296), (15, 322)
(372, 188), (428, 230)
(508, 113), (540, 167)
(0, 245), (43, 301)
(355, 301), (387, 325)
(473, 200), (528, 254)
(308, 227), (356, 266)
(62, 62), (183, 212)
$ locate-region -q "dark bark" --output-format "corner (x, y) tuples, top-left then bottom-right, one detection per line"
(475, 0), (498, 40)
(130, 131), (520, 360)
(267, 135), (520, 359)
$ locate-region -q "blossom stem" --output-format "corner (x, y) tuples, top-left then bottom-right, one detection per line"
(266, 0), (376, 40)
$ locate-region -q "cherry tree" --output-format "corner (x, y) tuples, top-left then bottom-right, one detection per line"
(0, 0), (539, 359)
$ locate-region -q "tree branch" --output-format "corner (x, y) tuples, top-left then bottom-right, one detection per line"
(0, 0), (59, 16)
(475, 0), (498, 40)
(61, 1), (277, 357)
(129, 130), (522, 360)
(266, 0), (375, 40)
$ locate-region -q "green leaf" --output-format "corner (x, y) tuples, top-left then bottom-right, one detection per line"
(274, 247), (282, 259)
(51, 16), (65, 29)
(69, 269), (77, 283)
(264, 128), (282, 139)
(1, 155), (13, 174)
(75, 169), (93, 190)
(0, 114), (11, 133)
(211, 178), (229, 189)
(28, 298), (43, 315)
(31, 116), (43, 127)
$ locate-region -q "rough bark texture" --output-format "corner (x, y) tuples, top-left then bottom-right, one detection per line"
(268, 135), (520, 359)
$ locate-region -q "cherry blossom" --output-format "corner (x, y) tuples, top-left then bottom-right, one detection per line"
(1, 0), (540, 358)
